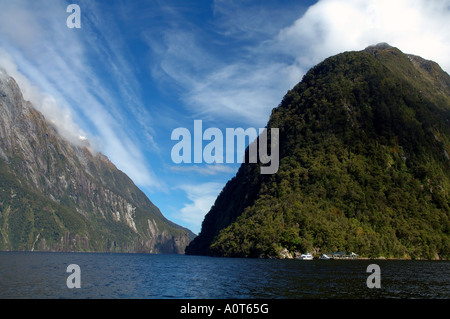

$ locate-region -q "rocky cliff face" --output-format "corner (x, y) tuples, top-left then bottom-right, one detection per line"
(0, 68), (193, 253)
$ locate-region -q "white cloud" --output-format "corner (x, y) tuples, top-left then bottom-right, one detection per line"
(0, 49), (88, 147)
(277, 0), (450, 73)
(175, 182), (224, 234)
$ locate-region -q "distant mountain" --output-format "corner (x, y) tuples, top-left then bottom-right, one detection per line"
(0, 68), (194, 253)
(186, 43), (450, 260)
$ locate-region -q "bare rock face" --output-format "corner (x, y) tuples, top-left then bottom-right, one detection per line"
(0, 68), (194, 253)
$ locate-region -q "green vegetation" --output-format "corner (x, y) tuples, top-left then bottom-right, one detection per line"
(0, 159), (93, 251)
(187, 45), (450, 260)
(0, 72), (194, 253)
(0, 154), (191, 252)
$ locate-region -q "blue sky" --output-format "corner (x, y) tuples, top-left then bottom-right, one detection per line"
(0, 0), (449, 234)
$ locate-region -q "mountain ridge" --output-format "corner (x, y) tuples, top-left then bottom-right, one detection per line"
(186, 44), (450, 260)
(0, 68), (194, 253)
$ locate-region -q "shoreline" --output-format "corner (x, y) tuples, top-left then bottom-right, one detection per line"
(0, 250), (448, 261)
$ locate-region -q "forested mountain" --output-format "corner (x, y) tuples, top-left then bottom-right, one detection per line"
(0, 68), (194, 253)
(186, 43), (450, 260)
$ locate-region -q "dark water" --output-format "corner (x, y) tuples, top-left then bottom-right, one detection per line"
(0, 252), (448, 299)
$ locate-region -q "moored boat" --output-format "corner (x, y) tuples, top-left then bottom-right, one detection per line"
(299, 253), (313, 260)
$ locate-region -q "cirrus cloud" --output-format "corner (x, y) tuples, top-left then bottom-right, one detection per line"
(0, 0), (163, 190)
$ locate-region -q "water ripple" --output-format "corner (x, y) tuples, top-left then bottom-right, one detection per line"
(0, 252), (448, 299)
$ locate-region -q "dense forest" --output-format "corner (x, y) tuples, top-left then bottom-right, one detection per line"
(186, 44), (450, 260)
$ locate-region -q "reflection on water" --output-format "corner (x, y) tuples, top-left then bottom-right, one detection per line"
(0, 252), (448, 299)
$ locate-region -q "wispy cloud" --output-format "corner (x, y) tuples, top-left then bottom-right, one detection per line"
(144, 4), (304, 128)
(175, 182), (224, 234)
(0, 0), (163, 189)
(169, 164), (237, 176)
(0, 49), (88, 147)
(146, 0), (450, 131)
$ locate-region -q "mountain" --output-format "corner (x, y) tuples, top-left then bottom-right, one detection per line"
(0, 68), (194, 253)
(186, 43), (450, 260)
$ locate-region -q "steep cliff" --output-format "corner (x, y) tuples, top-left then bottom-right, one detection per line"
(0, 68), (194, 253)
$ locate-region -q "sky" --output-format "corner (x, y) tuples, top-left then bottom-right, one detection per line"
(0, 0), (449, 234)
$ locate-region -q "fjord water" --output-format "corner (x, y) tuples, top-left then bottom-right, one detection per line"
(0, 252), (448, 299)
